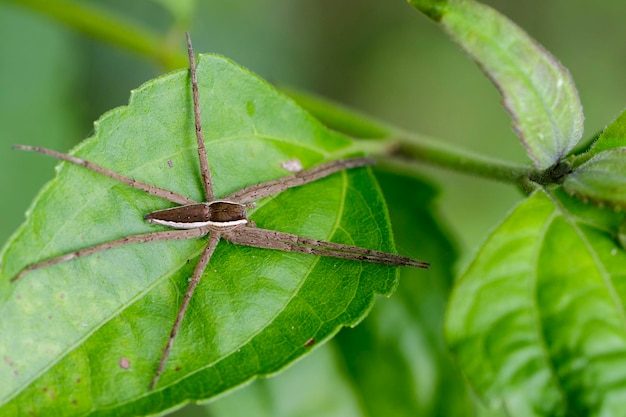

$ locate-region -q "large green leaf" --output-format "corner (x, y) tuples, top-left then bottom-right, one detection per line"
(334, 170), (472, 417)
(206, 170), (466, 417)
(206, 341), (364, 417)
(0, 55), (402, 416)
(446, 188), (626, 416)
(408, 0), (584, 170)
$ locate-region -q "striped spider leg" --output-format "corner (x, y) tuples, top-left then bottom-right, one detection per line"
(11, 33), (429, 390)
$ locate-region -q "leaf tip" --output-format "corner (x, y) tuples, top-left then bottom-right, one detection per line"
(407, 0), (447, 21)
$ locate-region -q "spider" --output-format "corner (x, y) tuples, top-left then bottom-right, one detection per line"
(10, 34), (429, 389)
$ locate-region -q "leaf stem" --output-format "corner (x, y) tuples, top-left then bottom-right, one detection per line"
(2, 0), (187, 70)
(286, 89), (533, 186)
(386, 129), (531, 185)
(350, 133), (530, 186)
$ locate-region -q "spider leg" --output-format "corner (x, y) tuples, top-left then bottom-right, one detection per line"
(186, 33), (215, 202)
(223, 227), (429, 269)
(12, 145), (195, 205)
(150, 232), (221, 389)
(11, 228), (210, 282)
(223, 157), (375, 203)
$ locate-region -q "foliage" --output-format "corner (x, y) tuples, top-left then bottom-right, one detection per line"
(1, 0), (626, 416)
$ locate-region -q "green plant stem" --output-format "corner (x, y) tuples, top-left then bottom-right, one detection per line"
(287, 89), (533, 186)
(351, 133), (530, 186)
(389, 129), (531, 184)
(2, 0), (187, 70)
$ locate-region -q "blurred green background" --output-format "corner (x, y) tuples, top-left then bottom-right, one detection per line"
(1, 0), (625, 415)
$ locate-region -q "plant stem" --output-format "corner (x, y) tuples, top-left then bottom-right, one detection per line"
(350, 133), (531, 186)
(388, 129), (531, 184)
(2, 0), (187, 70)
(287, 89), (533, 186)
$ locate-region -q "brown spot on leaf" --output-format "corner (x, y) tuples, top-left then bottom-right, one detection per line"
(304, 337), (316, 347)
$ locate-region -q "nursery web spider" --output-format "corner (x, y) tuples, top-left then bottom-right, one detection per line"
(11, 34), (429, 389)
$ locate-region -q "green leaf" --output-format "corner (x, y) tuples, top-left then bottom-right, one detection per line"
(0, 55), (402, 416)
(408, 0), (584, 169)
(564, 148), (626, 209)
(207, 342), (364, 417)
(446, 189), (626, 416)
(574, 108), (626, 166)
(589, 108), (626, 154)
(407, 0), (446, 21)
(207, 170), (466, 417)
(335, 170), (473, 417)
(563, 111), (626, 208)
(560, 110), (626, 208)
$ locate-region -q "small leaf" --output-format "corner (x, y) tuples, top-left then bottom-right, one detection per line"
(591, 108), (626, 153)
(564, 148), (626, 208)
(0, 55), (402, 416)
(446, 189), (626, 415)
(408, 0), (584, 169)
(575, 108), (626, 165)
